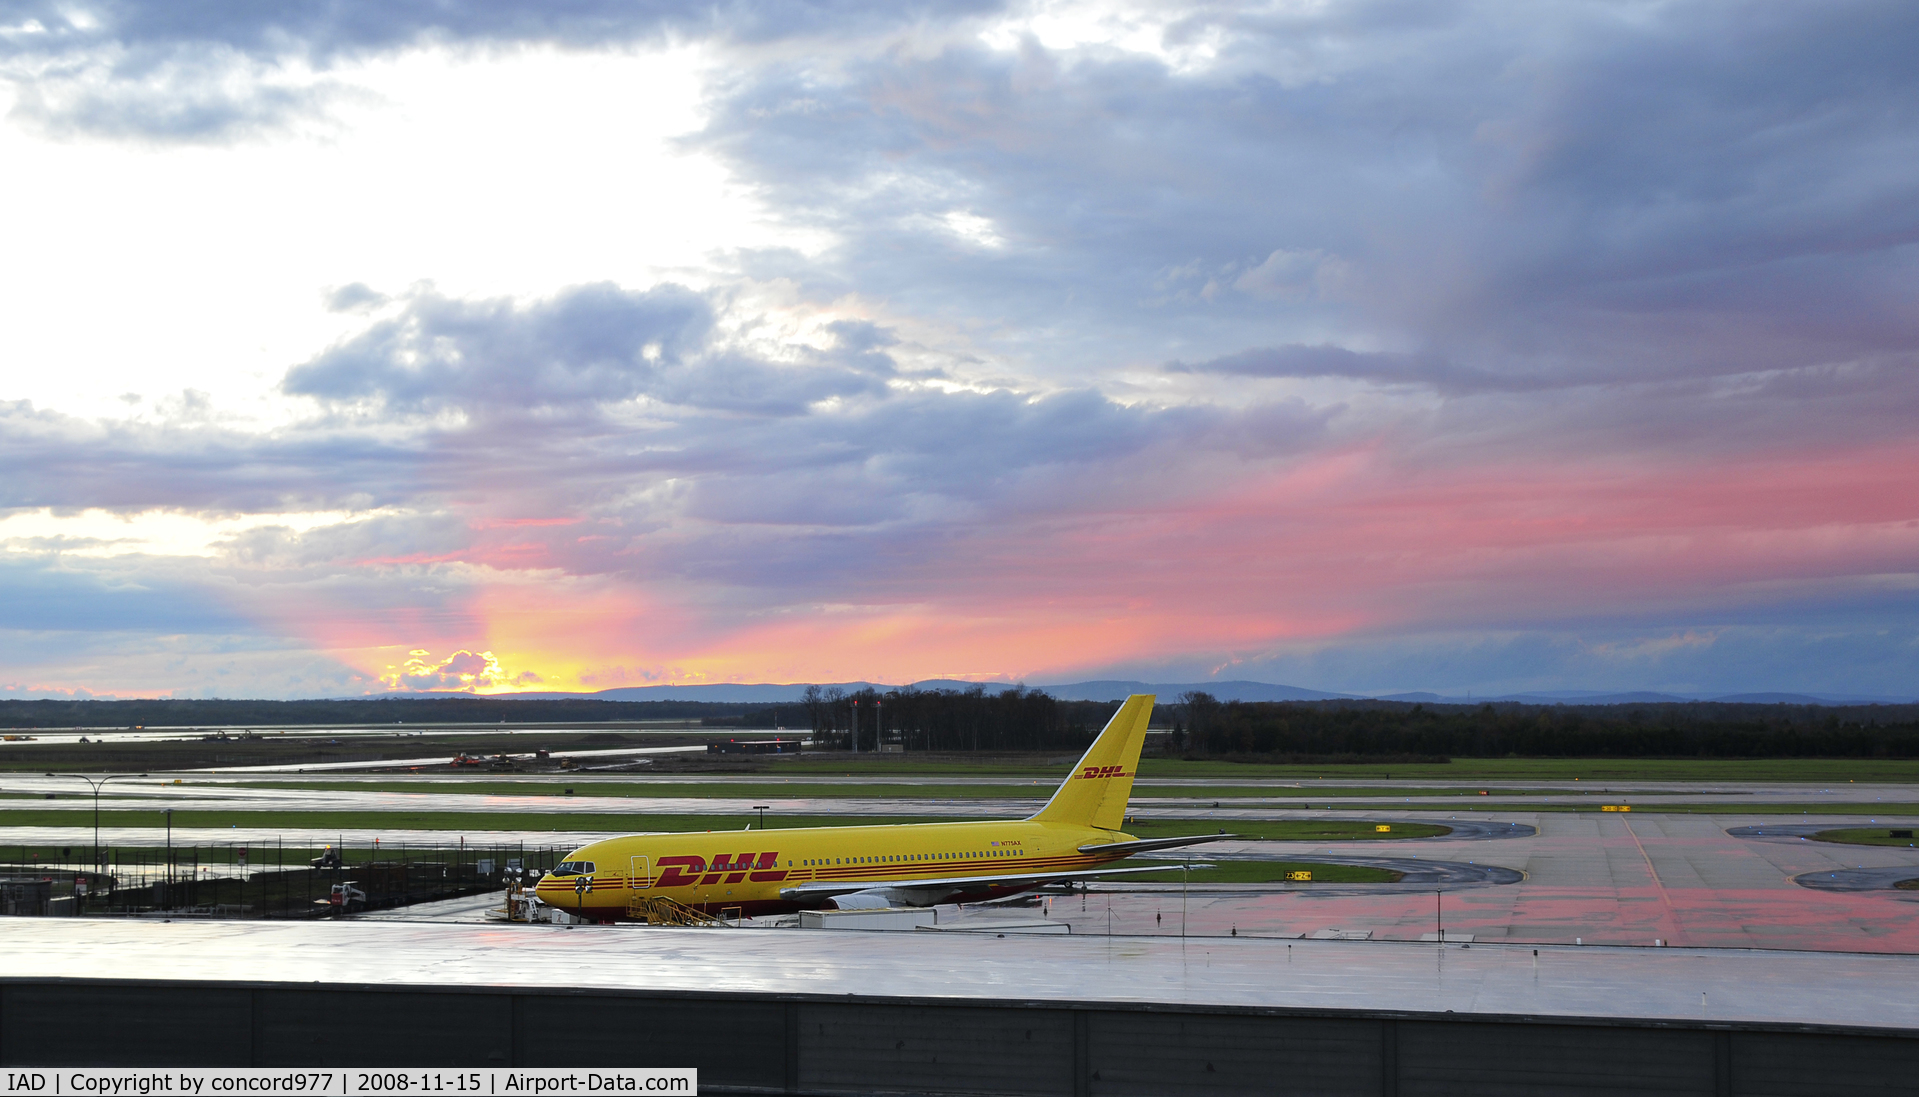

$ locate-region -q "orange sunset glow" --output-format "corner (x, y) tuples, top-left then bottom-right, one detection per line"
(2, 2), (1914, 701)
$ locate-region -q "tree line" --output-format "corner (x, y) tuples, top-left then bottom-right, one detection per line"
(798, 685), (1117, 752)
(15, 692), (1916, 759)
(0, 690), (1119, 751)
(0, 696), (777, 728)
(1168, 694), (1919, 760)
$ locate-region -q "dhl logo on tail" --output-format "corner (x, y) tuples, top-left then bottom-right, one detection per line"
(1078, 765), (1130, 780)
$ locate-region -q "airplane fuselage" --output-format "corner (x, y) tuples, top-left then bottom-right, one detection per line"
(535, 818), (1134, 920)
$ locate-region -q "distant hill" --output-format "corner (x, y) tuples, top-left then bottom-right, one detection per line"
(1488, 691), (1698, 705)
(1703, 691), (1919, 705)
(515, 680), (1033, 702)
(511, 683), (880, 703)
(510, 678), (1349, 703)
(500, 681), (1917, 706)
(1036, 680), (1349, 702)
(1374, 689), (1917, 706)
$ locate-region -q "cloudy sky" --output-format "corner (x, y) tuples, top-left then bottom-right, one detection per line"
(3, 0), (1916, 699)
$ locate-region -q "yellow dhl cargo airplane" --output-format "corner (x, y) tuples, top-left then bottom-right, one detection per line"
(534, 694), (1226, 920)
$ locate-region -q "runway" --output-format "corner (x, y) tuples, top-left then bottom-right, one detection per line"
(10, 771), (1919, 811)
(1084, 812), (1919, 952)
(7, 770), (1919, 953)
(3, 810), (1900, 952)
(316, 812), (1919, 952)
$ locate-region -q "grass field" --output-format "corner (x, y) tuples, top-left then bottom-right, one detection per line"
(1120, 819), (1450, 841)
(1324, 802), (1919, 815)
(12, 746), (1919, 784)
(0, 843), (545, 866)
(1123, 861), (1401, 884)
(210, 778), (1599, 800)
(0, 811), (1448, 836)
(8, 800), (1918, 832)
(1137, 758), (1919, 782)
(219, 779), (1109, 799)
(0, 809), (955, 832)
(755, 756), (1919, 782)
(1808, 827), (1919, 847)
(0, 841), (1402, 887)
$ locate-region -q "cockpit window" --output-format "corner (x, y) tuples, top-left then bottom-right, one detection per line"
(551, 860), (596, 877)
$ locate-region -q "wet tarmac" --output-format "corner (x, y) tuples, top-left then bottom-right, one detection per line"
(11, 770), (1919, 814)
(7, 774), (1919, 953)
(181, 743), (710, 773)
(1145, 852), (1525, 890)
(0, 726), (731, 748)
(8, 919), (1919, 1032)
(1728, 822), (1919, 843)
(1792, 866), (1919, 891)
(12, 775), (1916, 820)
(9, 807), (1910, 952)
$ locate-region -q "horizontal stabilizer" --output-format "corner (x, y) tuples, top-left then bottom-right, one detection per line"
(1076, 834), (1240, 856)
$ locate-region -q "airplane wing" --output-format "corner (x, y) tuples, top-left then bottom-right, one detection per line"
(779, 863), (1211, 910)
(1076, 834), (1239, 857)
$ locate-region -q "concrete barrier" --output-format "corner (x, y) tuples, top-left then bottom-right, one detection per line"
(4, 978), (1917, 1095)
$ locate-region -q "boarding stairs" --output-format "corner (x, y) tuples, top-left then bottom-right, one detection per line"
(627, 894), (728, 927)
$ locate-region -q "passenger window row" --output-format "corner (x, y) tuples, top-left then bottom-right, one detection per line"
(792, 849), (1029, 867)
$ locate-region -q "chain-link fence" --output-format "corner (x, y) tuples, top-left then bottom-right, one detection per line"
(0, 840), (570, 918)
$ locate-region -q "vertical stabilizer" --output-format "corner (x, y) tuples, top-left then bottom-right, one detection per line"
(1029, 694), (1155, 831)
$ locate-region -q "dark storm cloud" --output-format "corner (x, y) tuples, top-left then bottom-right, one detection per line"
(3, 277), (1319, 601)
(281, 280), (1315, 522)
(0, 399), (424, 512)
(0, 553), (253, 633)
(285, 283), (713, 412)
(323, 282), (386, 312)
(0, 0), (1000, 57)
(672, 386), (1254, 526)
(0, 0), (1005, 139)
(4, 52), (338, 140)
(284, 283), (892, 417)
(8, 1), (1919, 696)
(694, 0), (1919, 399)
(1166, 345), (1553, 394)
(221, 511), (474, 571)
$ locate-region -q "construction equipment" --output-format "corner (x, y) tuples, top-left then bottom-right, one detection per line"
(490, 878), (545, 923)
(315, 880), (366, 914)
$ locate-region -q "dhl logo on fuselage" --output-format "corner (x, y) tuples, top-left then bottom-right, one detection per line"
(653, 852), (788, 887)
(1078, 765), (1130, 780)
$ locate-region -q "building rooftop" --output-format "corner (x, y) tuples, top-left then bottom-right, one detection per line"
(5, 919), (1916, 1033)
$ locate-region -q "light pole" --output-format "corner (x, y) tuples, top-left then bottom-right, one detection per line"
(43, 772), (148, 875)
(753, 805), (769, 830)
(164, 808), (174, 913)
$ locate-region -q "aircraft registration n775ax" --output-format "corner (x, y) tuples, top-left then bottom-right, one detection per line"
(534, 694), (1228, 920)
